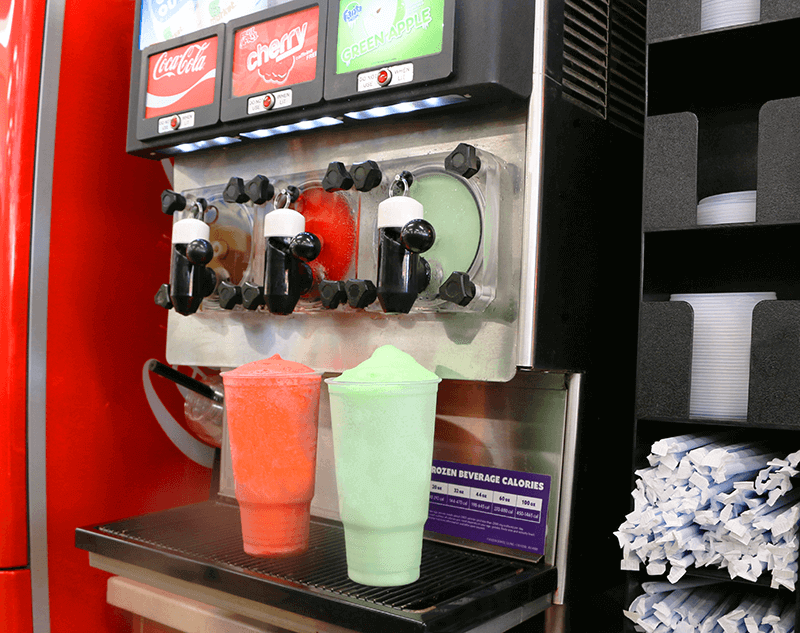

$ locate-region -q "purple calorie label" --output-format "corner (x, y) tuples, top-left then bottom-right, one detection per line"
(424, 460), (551, 556)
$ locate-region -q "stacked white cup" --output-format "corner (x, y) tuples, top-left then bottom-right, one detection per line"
(697, 191), (757, 226)
(701, 0), (761, 31)
(669, 292), (776, 420)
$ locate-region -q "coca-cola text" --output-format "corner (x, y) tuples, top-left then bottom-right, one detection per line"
(153, 41), (212, 81)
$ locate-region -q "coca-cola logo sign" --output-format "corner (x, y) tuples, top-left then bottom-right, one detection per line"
(232, 6), (319, 99)
(146, 36), (218, 119)
(152, 41), (210, 81)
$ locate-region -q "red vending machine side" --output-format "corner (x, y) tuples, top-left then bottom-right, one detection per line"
(16, 0), (214, 630)
(0, 0), (45, 628)
(41, 0), (214, 627)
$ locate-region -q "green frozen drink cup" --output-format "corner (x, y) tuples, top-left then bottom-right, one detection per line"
(326, 345), (441, 586)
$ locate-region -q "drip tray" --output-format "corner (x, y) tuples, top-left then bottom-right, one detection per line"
(76, 500), (556, 633)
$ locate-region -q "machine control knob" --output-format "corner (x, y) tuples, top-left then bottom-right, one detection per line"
(217, 281), (243, 310)
(445, 143), (481, 179)
(241, 282), (265, 310)
(298, 262), (314, 296)
(274, 185), (302, 205)
(319, 281), (348, 309)
(345, 279), (377, 309)
(322, 162), (354, 192)
(350, 160), (382, 192)
(290, 232), (322, 262)
(390, 170), (414, 196)
(161, 190), (187, 215)
(223, 177), (249, 204)
(154, 284), (173, 310)
(186, 238), (215, 266)
(202, 267), (217, 297)
(439, 271), (476, 306)
(245, 175), (275, 205)
(287, 185), (301, 203)
(400, 219), (436, 254)
(417, 257), (432, 294)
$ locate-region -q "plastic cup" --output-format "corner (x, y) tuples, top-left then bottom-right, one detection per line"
(700, 0), (760, 30)
(670, 292), (775, 420)
(222, 366), (321, 557)
(325, 378), (441, 586)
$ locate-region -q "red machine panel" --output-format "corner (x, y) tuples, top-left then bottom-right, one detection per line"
(0, 570), (33, 633)
(0, 0), (45, 570)
(145, 34), (220, 119)
(231, 5), (320, 96)
(45, 0), (213, 630)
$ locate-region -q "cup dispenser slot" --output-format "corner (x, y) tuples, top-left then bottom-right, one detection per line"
(635, 301), (694, 420)
(647, 0), (800, 42)
(644, 97), (800, 231)
(636, 300), (800, 427)
(749, 300), (800, 427)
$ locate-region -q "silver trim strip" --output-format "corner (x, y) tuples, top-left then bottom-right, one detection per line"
(553, 372), (582, 605)
(516, 0), (549, 369)
(90, 554), (364, 633)
(29, 0), (66, 630)
(462, 595), (552, 633)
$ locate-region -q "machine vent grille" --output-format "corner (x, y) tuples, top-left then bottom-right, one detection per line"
(562, 0), (610, 120)
(608, 0), (647, 137)
(562, 0), (646, 137)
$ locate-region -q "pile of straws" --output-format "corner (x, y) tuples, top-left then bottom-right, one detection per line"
(615, 434), (799, 589)
(625, 578), (795, 632)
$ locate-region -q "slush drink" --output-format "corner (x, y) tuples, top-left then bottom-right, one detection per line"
(222, 354), (321, 556)
(326, 345), (441, 586)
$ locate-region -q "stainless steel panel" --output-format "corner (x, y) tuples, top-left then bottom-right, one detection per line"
(166, 105), (529, 381)
(553, 372), (581, 605)
(91, 555), (358, 633)
(219, 369), (569, 571)
(516, 0), (550, 370)
(423, 370), (569, 567)
(95, 555), (552, 633)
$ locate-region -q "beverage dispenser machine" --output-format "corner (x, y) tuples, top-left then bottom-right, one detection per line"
(77, 0), (646, 630)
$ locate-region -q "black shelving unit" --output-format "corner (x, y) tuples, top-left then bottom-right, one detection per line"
(626, 3), (800, 629)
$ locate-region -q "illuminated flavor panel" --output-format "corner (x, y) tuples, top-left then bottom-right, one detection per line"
(336, 0), (446, 74)
(232, 5), (320, 98)
(136, 24), (225, 141)
(140, 0), (266, 50)
(146, 35), (219, 118)
(221, 2), (327, 122)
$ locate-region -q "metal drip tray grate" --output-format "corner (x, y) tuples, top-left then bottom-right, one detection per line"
(76, 500), (556, 632)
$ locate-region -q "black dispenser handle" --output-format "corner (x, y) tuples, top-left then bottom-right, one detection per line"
(400, 219), (435, 254)
(147, 360), (224, 404)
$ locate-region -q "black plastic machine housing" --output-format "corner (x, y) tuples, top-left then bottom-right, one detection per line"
(125, 0), (535, 159)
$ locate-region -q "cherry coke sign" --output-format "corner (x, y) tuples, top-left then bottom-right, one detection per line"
(231, 6), (319, 98)
(146, 36), (218, 119)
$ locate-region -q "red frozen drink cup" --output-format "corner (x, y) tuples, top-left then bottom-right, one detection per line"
(221, 355), (321, 556)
